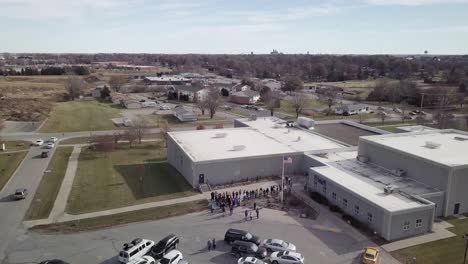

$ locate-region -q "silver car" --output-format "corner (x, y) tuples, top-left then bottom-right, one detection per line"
(261, 239), (296, 252)
(14, 188), (28, 200)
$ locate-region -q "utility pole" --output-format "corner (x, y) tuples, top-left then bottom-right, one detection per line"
(420, 93), (425, 112)
(463, 233), (468, 264)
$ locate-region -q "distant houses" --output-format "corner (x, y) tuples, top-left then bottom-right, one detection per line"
(230, 90), (260, 105)
(335, 104), (369, 116)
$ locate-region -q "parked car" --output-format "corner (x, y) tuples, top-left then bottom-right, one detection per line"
(260, 239), (296, 252)
(33, 139), (44, 146)
(132, 256), (156, 264)
(41, 151), (49, 158)
(231, 241), (267, 259)
(14, 188), (28, 200)
(224, 229), (261, 245)
(362, 247), (380, 264)
(150, 234), (180, 259)
(393, 108), (402, 113)
(223, 105), (232, 110)
(160, 105), (170, 110)
(45, 143), (55, 149)
(270, 251), (304, 264)
(39, 260), (70, 264)
(157, 249), (182, 264)
(48, 137), (58, 143)
(238, 256), (265, 264)
(118, 238), (155, 263)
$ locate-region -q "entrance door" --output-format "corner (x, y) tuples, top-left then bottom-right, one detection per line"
(198, 174), (205, 184)
(454, 203), (460, 214)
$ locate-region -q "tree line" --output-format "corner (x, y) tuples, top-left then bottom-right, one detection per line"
(0, 66), (90, 76)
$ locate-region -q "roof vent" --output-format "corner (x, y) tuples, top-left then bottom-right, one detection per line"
(214, 133), (227, 138)
(425, 141), (441, 149)
(454, 136), (468, 141)
(384, 185), (399, 194)
(391, 168), (406, 177)
(232, 145), (246, 151)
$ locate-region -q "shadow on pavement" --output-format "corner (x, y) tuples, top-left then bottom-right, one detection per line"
(99, 255), (119, 264)
(0, 194), (14, 203)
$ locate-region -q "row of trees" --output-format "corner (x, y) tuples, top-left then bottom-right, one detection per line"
(0, 66), (90, 76)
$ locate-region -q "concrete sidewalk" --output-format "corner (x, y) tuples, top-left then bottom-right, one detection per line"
(382, 221), (456, 252)
(24, 180), (280, 226)
(48, 146), (82, 221)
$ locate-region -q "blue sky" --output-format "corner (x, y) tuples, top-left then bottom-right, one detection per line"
(1, 0), (468, 54)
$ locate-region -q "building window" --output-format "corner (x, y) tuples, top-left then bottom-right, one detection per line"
(322, 185), (327, 194)
(367, 213), (373, 222)
(416, 219), (422, 228)
(403, 221), (410, 231)
(332, 192), (336, 200)
(343, 199), (348, 208)
(354, 205), (360, 215)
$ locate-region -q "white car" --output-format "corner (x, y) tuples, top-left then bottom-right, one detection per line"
(270, 251), (304, 264)
(129, 256), (156, 264)
(160, 105), (170, 110)
(238, 256), (265, 264)
(48, 137), (58, 143)
(261, 239), (296, 252)
(157, 250), (182, 264)
(45, 143), (55, 149)
(33, 139), (44, 146)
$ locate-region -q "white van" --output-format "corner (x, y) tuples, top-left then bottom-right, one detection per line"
(119, 238), (155, 263)
(129, 256), (156, 264)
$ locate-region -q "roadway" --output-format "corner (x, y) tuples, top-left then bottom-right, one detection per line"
(0, 145), (57, 261)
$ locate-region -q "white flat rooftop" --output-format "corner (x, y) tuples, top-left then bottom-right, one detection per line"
(238, 117), (344, 152)
(361, 130), (468, 167)
(396, 125), (439, 133)
(169, 128), (298, 162)
(311, 165), (432, 212)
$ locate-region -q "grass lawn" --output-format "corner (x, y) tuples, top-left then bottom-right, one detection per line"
(40, 101), (122, 133)
(0, 151), (28, 191)
(59, 134), (163, 145)
(392, 217), (468, 264)
(31, 199), (208, 233)
(67, 142), (197, 214)
(279, 99), (325, 116)
(25, 147), (74, 220)
(1, 140), (31, 152)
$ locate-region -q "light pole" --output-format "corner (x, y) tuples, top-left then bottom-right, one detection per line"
(463, 233), (468, 264)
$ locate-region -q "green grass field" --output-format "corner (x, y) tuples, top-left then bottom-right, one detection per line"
(279, 99), (325, 117)
(67, 142), (196, 214)
(392, 217), (468, 264)
(40, 101), (121, 132)
(0, 151), (28, 191)
(32, 199), (208, 233)
(144, 114), (230, 128)
(25, 147), (74, 220)
(306, 79), (378, 89)
(1, 140), (31, 152)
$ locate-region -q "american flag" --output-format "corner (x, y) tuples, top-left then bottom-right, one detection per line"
(283, 156), (292, 164)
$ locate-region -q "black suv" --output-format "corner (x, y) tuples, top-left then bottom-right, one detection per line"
(150, 234), (180, 259)
(231, 241), (267, 259)
(224, 229), (260, 245)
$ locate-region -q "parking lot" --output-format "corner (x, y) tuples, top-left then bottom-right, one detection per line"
(5, 206), (400, 264)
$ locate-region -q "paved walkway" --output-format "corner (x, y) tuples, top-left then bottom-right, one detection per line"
(48, 146), (82, 221)
(381, 221), (456, 252)
(23, 180), (281, 227)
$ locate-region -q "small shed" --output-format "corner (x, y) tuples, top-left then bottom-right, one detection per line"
(173, 107), (198, 122)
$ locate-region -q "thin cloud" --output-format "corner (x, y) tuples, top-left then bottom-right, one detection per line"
(366, 0), (468, 5)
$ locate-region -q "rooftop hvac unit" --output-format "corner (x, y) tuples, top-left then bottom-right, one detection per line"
(391, 168), (406, 177)
(357, 155), (369, 163)
(425, 141), (441, 149)
(214, 133), (227, 138)
(297, 117), (315, 129)
(232, 145), (246, 151)
(384, 185), (399, 194)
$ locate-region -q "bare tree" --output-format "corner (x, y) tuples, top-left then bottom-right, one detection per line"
(124, 128), (138, 147)
(113, 131), (123, 145)
(65, 76), (85, 100)
(290, 94), (308, 118)
(109, 75), (127, 93)
(282, 76), (303, 94)
(130, 116), (149, 144)
(160, 119), (170, 147)
(196, 98), (208, 116)
(94, 135), (115, 155)
(378, 111), (387, 125)
(262, 90), (279, 116)
(205, 87), (221, 119)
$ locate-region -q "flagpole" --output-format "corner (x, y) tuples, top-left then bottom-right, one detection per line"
(281, 156), (284, 203)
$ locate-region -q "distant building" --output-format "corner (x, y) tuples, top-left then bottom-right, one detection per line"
(144, 76), (191, 85)
(173, 107), (198, 122)
(335, 104), (369, 116)
(230, 90), (260, 105)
